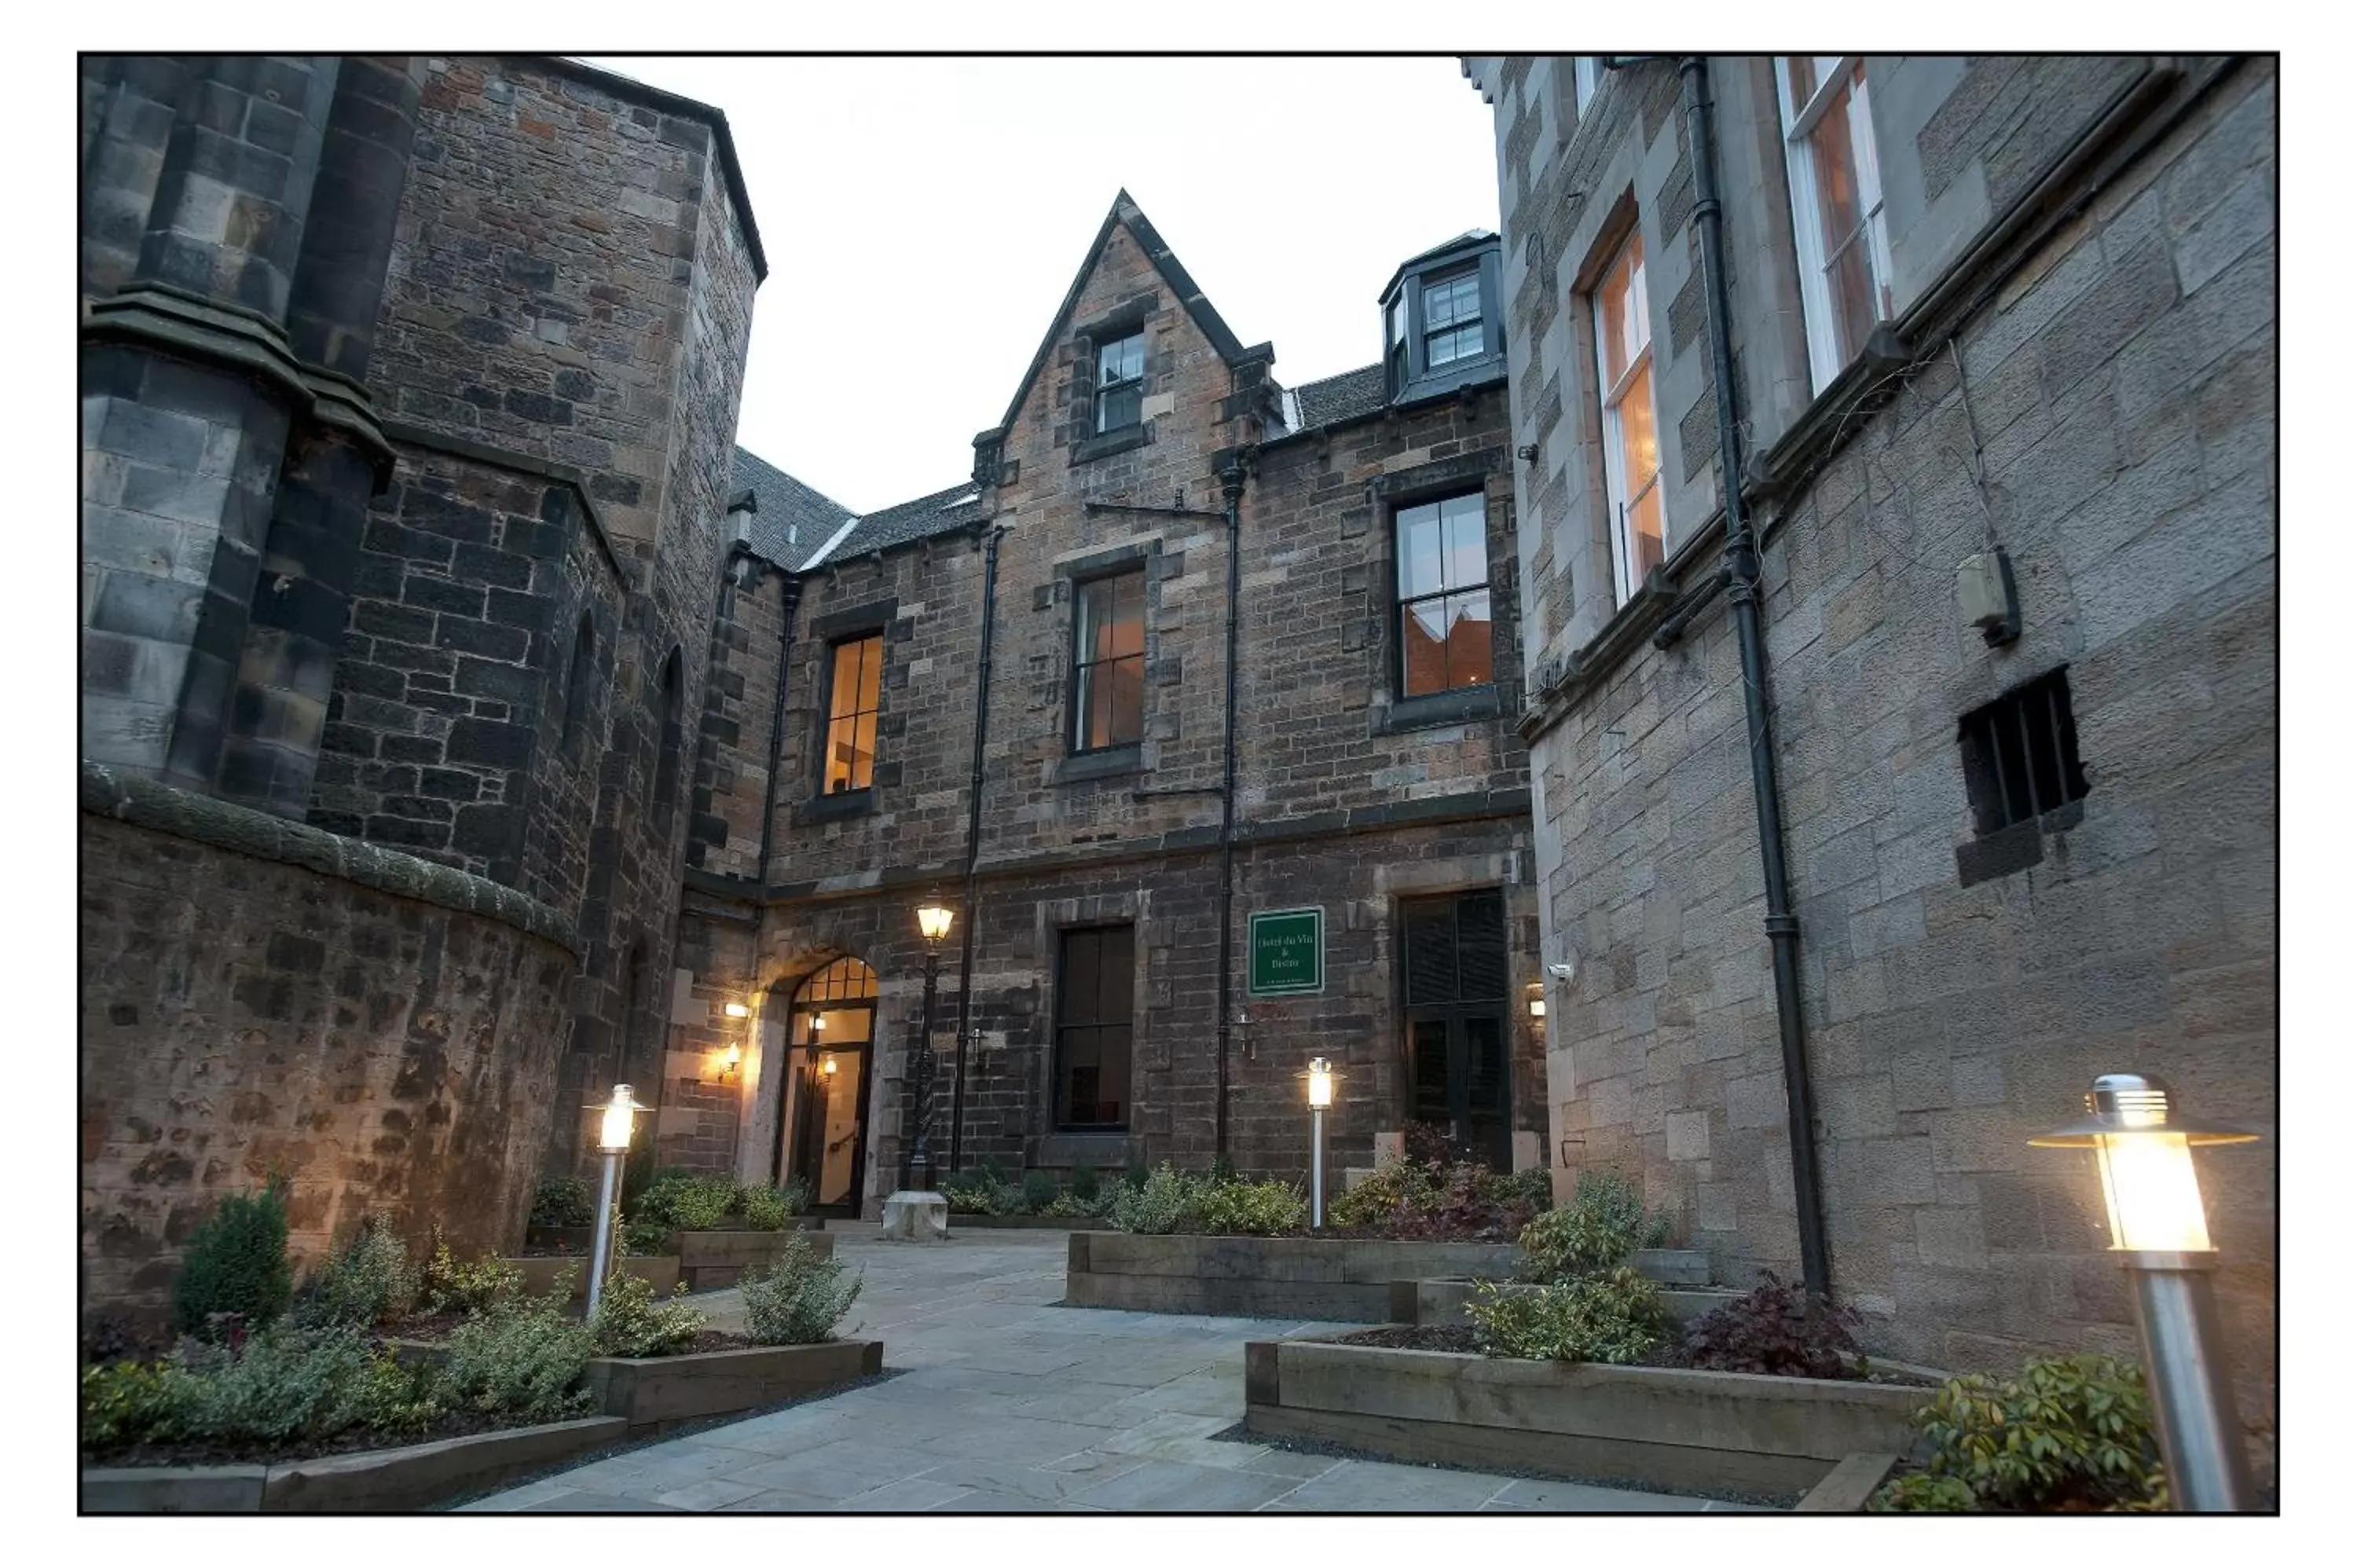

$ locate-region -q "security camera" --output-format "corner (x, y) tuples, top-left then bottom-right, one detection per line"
(1547, 959), (1576, 982)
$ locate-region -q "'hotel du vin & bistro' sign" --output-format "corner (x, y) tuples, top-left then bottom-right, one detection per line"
(1247, 907), (1325, 997)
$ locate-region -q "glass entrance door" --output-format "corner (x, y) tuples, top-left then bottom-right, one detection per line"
(1401, 889), (1512, 1170)
(771, 957), (879, 1216)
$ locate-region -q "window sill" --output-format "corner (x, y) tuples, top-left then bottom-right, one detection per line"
(795, 788), (876, 826)
(1054, 744), (1145, 786)
(1072, 425), (1151, 466)
(1375, 685), (1501, 735)
(1954, 799), (2084, 888)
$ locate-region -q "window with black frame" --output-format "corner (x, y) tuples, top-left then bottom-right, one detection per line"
(1095, 331), (1145, 434)
(1071, 570), (1146, 752)
(1421, 270), (1483, 368)
(1395, 491), (1494, 698)
(821, 634), (882, 794)
(1055, 925), (1134, 1130)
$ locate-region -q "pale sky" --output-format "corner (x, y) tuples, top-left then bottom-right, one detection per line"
(581, 57), (1501, 515)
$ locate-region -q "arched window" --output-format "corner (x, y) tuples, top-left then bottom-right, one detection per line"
(652, 646), (684, 818)
(561, 611), (597, 755)
(794, 956), (878, 1006)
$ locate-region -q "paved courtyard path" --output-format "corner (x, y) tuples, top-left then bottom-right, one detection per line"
(462, 1229), (1767, 1513)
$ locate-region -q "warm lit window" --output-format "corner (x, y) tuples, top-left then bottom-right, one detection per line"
(1071, 571), (1146, 753)
(1095, 332), (1145, 434)
(820, 634), (882, 794)
(1055, 925), (1134, 1130)
(1421, 271), (1483, 368)
(1593, 227), (1662, 604)
(1396, 491), (1493, 698)
(1776, 56), (1895, 393)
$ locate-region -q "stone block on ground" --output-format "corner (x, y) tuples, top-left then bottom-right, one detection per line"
(881, 1190), (949, 1242)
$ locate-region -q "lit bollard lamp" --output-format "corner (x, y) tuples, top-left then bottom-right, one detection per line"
(1301, 1057), (1336, 1229)
(2030, 1072), (2260, 1511)
(585, 1083), (648, 1320)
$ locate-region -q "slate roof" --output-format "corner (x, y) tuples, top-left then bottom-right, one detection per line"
(1290, 363), (1390, 431)
(805, 481), (988, 570)
(731, 447), (855, 570)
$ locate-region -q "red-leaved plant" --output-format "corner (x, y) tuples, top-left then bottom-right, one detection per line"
(1678, 1273), (1866, 1380)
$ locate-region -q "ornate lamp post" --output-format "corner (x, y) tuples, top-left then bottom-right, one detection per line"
(907, 894), (955, 1192)
(2029, 1072), (2260, 1511)
(585, 1083), (648, 1318)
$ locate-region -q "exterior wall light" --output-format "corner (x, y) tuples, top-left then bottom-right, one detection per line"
(1527, 993), (1546, 1019)
(821, 1054), (838, 1077)
(917, 898), (955, 944)
(724, 1001), (751, 1019)
(587, 1083), (649, 1317)
(715, 1042), (742, 1084)
(2030, 1072), (2260, 1511)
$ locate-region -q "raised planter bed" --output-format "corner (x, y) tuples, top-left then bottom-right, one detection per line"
(1403, 1277), (1746, 1329)
(1242, 1335), (1925, 1497)
(1065, 1233), (1714, 1322)
(951, 1213), (1114, 1231)
(526, 1218), (823, 1254)
(667, 1227), (837, 1291)
(504, 1252), (677, 1302)
(393, 1336), (884, 1434)
(80, 1416), (629, 1513)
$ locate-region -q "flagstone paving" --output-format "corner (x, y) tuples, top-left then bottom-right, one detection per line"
(461, 1229), (1772, 1514)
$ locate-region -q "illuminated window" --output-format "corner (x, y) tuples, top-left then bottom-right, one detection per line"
(821, 634), (882, 795)
(1071, 571), (1145, 753)
(1776, 56), (1896, 392)
(1395, 492), (1493, 698)
(1593, 227), (1662, 603)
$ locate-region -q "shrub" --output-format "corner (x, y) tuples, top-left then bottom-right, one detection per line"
(637, 1173), (738, 1233)
(942, 1181), (1006, 1216)
(1467, 1269), (1669, 1365)
(1039, 1192), (1099, 1218)
(1680, 1273), (1865, 1379)
(81, 1360), (196, 1450)
(590, 1272), (708, 1357)
(172, 1179), (294, 1337)
(1109, 1164), (1200, 1235)
(1481, 1167), (1556, 1214)
(1210, 1151), (1238, 1184)
(1021, 1170), (1059, 1214)
(419, 1230), (525, 1316)
(621, 1216), (672, 1255)
(1386, 1159), (1542, 1242)
(739, 1229), (864, 1346)
(1192, 1178), (1307, 1236)
(1124, 1152), (1150, 1190)
(346, 1346), (442, 1438)
(739, 1181), (807, 1231)
(434, 1300), (594, 1422)
(178, 1323), (380, 1445)
(528, 1177), (593, 1229)
(1403, 1119), (1454, 1167)
(1069, 1164), (1100, 1203)
(295, 1215), (418, 1329)
(1327, 1158), (1437, 1229)
(1869, 1354), (2168, 1513)
(1516, 1172), (1670, 1281)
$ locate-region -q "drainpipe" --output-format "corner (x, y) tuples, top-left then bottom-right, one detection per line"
(755, 571), (804, 891)
(1678, 55), (1833, 1299)
(948, 522), (1006, 1176)
(1214, 456), (1248, 1159)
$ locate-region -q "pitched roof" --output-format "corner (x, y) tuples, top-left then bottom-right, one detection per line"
(803, 481), (988, 570)
(988, 190), (1257, 440)
(1290, 362), (1390, 430)
(731, 447), (855, 570)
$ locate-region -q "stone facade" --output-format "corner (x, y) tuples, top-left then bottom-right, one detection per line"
(1467, 54), (2275, 1461)
(78, 54), (766, 1313)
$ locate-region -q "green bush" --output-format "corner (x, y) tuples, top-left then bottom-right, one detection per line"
(1069, 1164), (1101, 1203)
(1110, 1164), (1200, 1234)
(621, 1216), (671, 1255)
(172, 1179), (295, 1337)
(346, 1346), (442, 1438)
(1191, 1178), (1307, 1236)
(1481, 1167), (1556, 1213)
(636, 1173), (737, 1233)
(528, 1177), (593, 1229)
(434, 1300), (595, 1422)
(1327, 1158), (1439, 1229)
(942, 1181), (1006, 1216)
(1467, 1269), (1669, 1365)
(739, 1229), (863, 1346)
(589, 1272), (708, 1357)
(295, 1215), (417, 1328)
(178, 1324), (381, 1445)
(1516, 1172), (1671, 1282)
(739, 1181), (808, 1231)
(81, 1360), (196, 1450)
(1038, 1192), (1099, 1218)
(1124, 1152), (1149, 1190)
(1868, 1354), (2168, 1513)
(419, 1231), (525, 1315)
(1021, 1171), (1059, 1214)
(1210, 1151), (1238, 1184)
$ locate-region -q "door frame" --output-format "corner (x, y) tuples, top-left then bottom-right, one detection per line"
(768, 998), (878, 1217)
(1403, 1004), (1512, 1167)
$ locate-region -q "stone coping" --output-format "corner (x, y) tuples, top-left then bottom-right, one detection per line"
(80, 761), (578, 954)
(79, 1416), (629, 1513)
(1242, 1335), (1926, 1499)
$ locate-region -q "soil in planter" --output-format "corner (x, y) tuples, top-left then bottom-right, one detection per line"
(82, 1407), (563, 1470)
(1333, 1324), (1480, 1353)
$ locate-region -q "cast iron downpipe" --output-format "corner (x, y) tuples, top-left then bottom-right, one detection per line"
(947, 523), (1007, 1176)
(1214, 456), (1248, 1158)
(1679, 55), (1833, 1299)
(754, 570), (804, 893)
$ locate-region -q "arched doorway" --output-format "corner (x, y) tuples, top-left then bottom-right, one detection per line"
(768, 956), (878, 1216)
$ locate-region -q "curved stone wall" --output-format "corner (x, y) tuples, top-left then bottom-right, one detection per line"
(79, 766), (578, 1322)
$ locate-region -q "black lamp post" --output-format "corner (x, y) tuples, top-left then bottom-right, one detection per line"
(908, 894), (955, 1192)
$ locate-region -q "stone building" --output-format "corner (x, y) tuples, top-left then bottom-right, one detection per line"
(79, 54), (764, 1317)
(669, 197), (1545, 1211)
(1463, 55), (2275, 1460)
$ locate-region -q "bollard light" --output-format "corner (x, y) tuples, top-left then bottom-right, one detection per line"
(1299, 1057), (1339, 1229)
(2030, 1072), (2260, 1511)
(1307, 1057), (1334, 1108)
(586, 1083), (648, 1317)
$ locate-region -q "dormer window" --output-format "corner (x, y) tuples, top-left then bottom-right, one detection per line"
(1095, 331), (1145, 434)
(1378, 233), (1505, 405)
(1422, 271), (1483, 368)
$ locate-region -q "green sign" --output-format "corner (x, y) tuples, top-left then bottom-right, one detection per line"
(1248, 907), (1325, 996)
